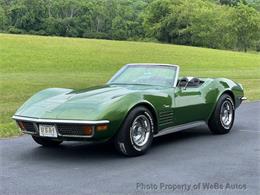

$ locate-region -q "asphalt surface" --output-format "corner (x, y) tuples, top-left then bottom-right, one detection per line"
(0, 102), (259, 195)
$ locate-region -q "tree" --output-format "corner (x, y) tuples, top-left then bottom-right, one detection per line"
(232, 3), (260, 51)
(190, 4), (237, 49)
(218, 0), (246, 6)
(144, 0), (174, 42)
(112, 16), (128, 39)
(0, 4), (6, 30)
(0, 0), (259, 51)
(7, 0), (47, 32)
(248, 0), (260, 12)
(112, 0), (147, 40)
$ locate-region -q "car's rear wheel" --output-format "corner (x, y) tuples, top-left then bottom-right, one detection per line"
(114, 106), (154, 156)
(208, 94), (235, 134)
(32, 136), (63, 147)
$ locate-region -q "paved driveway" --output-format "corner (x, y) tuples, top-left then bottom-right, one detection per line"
(0, 102), (259, 195)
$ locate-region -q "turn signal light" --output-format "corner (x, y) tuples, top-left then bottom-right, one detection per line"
(96, 124), (108, 132)
(17, 121), (25, 130)
(83, 126), (93, 135)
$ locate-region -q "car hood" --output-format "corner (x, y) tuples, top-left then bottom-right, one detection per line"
(15, 84), (166, 120)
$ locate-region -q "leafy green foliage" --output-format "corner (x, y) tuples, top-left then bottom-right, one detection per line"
(218, 0), (246, 6)
(0, 0), (260, 51)
(145, 0), (260, 51)
(232, 3), (260, 51)
(0, 5), (6, 30)
(249, 0), (260, 11)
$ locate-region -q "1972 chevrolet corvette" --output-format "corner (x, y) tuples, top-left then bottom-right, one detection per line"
(13, 64), (246, 156)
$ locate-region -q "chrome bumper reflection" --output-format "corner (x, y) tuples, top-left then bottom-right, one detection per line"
(12, 115), (109, 124)
(240, 97), (247, 101)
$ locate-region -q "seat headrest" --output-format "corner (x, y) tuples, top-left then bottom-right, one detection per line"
(178, 77), (189, 87)
(188, 77), (200, 86)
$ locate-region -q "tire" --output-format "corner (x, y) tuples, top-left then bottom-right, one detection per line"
(114, 106), (154, 156)
(32, 136), (63, 147)
(208, 94), (235, 134)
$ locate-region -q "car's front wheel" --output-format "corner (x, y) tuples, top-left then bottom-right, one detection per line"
(32, 136), (63, 147)
(208, 94), (235, 134)
(114, 106), (154, 156)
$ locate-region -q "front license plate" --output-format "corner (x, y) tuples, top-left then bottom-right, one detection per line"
(39, 125), (58, 138)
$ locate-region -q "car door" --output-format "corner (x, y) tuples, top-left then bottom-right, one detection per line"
(173, 86), (206, 125)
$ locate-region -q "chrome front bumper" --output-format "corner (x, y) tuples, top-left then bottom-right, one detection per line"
(12, 115), (109, 138)
(12, 115), (109, 125)
(240, 97), (247, 101)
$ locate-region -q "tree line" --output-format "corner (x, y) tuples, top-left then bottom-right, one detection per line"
(0, 0), (260, 52)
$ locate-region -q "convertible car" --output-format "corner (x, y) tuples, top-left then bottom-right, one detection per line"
(13, 63), (246, 156)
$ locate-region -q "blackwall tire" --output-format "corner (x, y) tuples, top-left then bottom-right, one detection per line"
(208, 94), (235, 134)
(114, 106), (154, 156)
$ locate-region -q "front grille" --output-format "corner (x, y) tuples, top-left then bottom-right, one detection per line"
(16, 120), (93, 137)
(56, 124), (91, 136)
(21, 121), (36, 132)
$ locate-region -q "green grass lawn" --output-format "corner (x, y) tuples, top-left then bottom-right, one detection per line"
(0, 33), (259, 137)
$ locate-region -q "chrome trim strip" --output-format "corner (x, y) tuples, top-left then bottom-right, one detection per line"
(61, 134), (93, 138)
(12, 115), (110, 124)
(21, 130), (37, 135)
(173, 65), (180, 87)
(241, 97), (247, 101)
(154, 121), (206, 138)
(22, 131), (93, 138)
(21, 130), (94, 138)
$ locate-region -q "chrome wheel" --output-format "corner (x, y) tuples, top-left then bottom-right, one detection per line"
(220, 100), (233, 129)
(130, 115), (151, 147)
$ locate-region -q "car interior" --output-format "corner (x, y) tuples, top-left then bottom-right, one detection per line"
(177, 77), (204, 88)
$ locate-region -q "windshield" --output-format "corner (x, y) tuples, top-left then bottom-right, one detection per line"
(108, 65), (178, 87)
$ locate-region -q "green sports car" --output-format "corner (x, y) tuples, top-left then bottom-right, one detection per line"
(13, 63), (246, 156)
